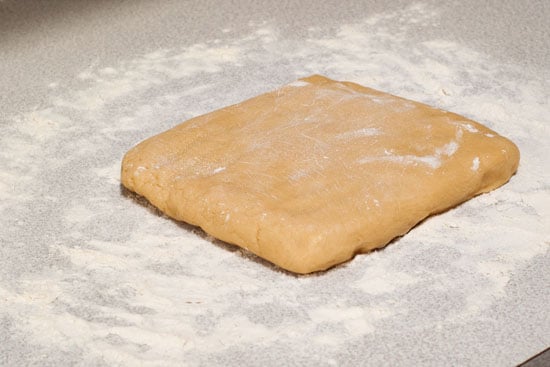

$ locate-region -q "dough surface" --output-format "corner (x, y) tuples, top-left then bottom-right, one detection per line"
(121, 75), (519, 274)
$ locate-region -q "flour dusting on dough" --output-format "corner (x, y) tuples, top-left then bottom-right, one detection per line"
(437, 140), (459, 156)
(471, 157), (480, 171)
(336, 127), (381, 140)
(462, 123), (479, 133)
(287, 80), (310, 87)
(212, 167), (226, 174)
(358, 154), (442, 169)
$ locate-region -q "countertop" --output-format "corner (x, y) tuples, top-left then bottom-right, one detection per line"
(1, 1), (549, 366)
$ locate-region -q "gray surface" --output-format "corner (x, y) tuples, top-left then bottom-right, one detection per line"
(1, 1), (549, 366)
(1, 0), (549, 113)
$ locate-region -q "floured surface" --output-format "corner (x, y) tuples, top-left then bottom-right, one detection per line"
(1, 2), (549, 366)
(122, 75), (519, 273)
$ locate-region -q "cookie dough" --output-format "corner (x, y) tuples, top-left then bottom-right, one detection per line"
(121, 75), (520, 274)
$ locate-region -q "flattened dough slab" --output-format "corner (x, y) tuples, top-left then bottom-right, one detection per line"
(121, 75), (519, 274)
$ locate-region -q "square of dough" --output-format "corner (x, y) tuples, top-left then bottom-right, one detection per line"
(121, 75), (519, 274)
